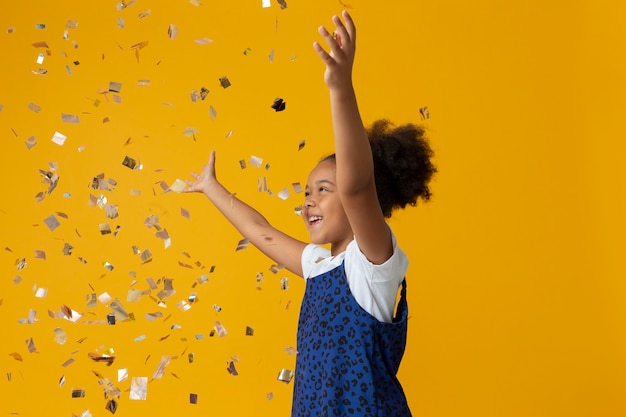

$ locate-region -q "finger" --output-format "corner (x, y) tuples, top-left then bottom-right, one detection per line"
(206, 152), (215, 171)
(318, 25), (343, 56)
(341, 10), (356, 42)
(182, 180), (196, 192)
(313, 41), (333, 65)
(332, 14), (350, 47)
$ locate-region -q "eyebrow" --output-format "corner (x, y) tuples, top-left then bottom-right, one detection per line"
(305, 179), (335, 189)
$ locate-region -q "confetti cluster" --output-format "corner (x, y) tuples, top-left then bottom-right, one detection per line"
(0, 1), (335, 415)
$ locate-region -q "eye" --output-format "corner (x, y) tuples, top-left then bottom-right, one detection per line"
(319, 187), (328, 192)
(304, 191), (310, 197)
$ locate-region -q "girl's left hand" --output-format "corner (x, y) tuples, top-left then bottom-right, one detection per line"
(313, 10), (356, 90)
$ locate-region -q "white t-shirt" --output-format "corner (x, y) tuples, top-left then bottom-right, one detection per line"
(301, 231), (409, 323)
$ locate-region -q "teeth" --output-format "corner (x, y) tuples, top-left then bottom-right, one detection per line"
(308, 216), (322, 222)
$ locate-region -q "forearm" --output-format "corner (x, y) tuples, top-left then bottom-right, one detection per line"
(201, 177), (306, 276)
(329, 85), (375, 193)
(203, 179), (271, 239)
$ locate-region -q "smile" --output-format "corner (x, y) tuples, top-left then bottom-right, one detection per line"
(308, 215), (323, 226)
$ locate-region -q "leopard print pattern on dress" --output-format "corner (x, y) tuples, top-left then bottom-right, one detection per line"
(292, 262), (411, 417)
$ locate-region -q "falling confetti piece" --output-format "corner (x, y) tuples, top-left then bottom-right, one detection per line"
(236, 238), (249, 251)
(118, 368), (128, 382)
(226, 361), (238, 376)
(168, 179), (187, 193)
(271, 97), (285, 111)
(9, 352), (23, 361)
(131, 40), (149, 50)
(138, 9), (152, 19)
(190, 393), (198, 404)
(28, 102), (41, 113)
(108, 81), (122, 92)
(129, 377), (148, 400)
(106, 398), (119, 414)
(61, 113), (80, 123)
(54, 328), (68, 344)
(249, 155), (263, 168)
(110, 299), (129, 321)
(176, 301), (191, 312)
(88, 352), (116, 366)
(195, 37), (213, 45)
(71, 388), (86, 398)
(99, 223), (112, 235)
(168, 24), (178, 39)
(208, 105), (217, 120)
(419, 106), (430, 120)
(62, 358), (75, 367)
(277, 188), (290, 200)
(214, 321), (227, 337)
(153, 355), (175, 379)
(44, 214), (61, 231)
(122, 155), (139, 169)
(51, 131), (67, 146)
(277, 368), (294, 383)
(219, 76), (231, 88)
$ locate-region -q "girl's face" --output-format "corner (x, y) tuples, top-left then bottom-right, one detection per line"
(303, 161), (353, 255)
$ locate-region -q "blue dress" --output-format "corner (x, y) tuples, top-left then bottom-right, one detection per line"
(292, 261), (411, 417)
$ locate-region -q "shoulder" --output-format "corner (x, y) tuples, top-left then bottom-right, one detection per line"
(346, 228), (408, 283)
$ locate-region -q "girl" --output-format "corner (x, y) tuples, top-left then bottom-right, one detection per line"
(185, 10), (436, 417)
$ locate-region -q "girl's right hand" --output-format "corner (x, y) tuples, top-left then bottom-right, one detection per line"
(184, 150), (217, 194)
(313, 10), (357, 91)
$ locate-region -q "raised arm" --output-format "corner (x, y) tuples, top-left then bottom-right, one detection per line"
(313, 11), (392, 265)
(184, 151), (307, 276)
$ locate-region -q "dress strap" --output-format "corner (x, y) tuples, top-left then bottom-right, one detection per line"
(394, 279), (408, 322)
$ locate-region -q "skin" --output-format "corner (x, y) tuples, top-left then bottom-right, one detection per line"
(184, 10), (393, 277)
(303, 160), (353, 255)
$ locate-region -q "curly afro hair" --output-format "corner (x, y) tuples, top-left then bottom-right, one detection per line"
(323, 119), (436, 218)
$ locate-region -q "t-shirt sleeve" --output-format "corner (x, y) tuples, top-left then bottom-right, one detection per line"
(345, 230), (408, 284)
(301, 244), (332, 279)
(344, 230), (409, 322)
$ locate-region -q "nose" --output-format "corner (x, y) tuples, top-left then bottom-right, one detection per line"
(304, 195), (315, 208)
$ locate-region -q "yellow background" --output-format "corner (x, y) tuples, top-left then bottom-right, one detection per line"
(1, 1), (625, 416)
